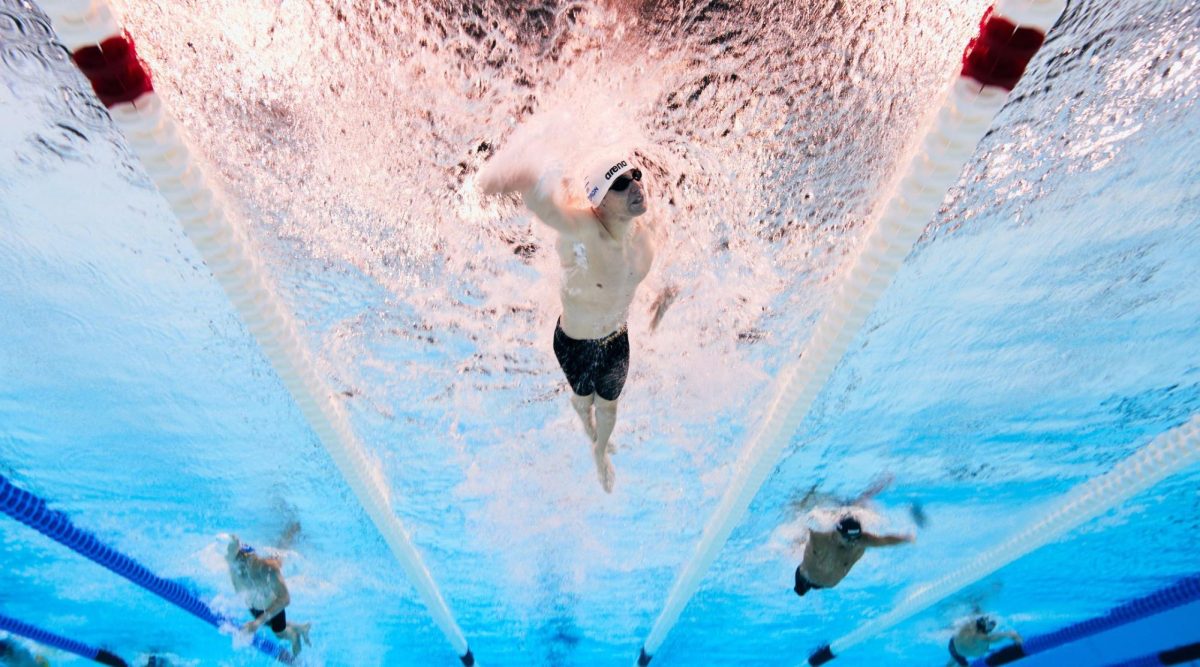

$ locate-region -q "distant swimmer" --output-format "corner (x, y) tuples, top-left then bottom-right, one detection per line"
(224, 535), (311, 656)
(0, 639), (49, 667)
(946, 616), (1022, 667)
(789, 476), (914, 596)
(792, 515), (914, 596)
(481, 156), (669, 493)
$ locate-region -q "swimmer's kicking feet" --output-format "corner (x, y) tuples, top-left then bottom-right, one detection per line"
(481, 156), (666, 493)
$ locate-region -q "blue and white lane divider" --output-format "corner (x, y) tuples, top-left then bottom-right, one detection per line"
(972, 575), (1200, 666)
(0, 612), (127, 666)
(1101, 642), (1200, 667)
(0, 474), (292, 664)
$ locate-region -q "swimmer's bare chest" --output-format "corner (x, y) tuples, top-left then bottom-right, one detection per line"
(803, 534), (865, 585)
(557, 223), (654, 303)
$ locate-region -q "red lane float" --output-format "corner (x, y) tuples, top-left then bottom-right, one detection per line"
(70, 32), (153, 108)
(41, 0), (475, 663)
(962, 6), (1049, 91)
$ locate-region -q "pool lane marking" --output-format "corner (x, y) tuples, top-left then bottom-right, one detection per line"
(636, 1), (1067, 664)
(38, 1), (475, 663)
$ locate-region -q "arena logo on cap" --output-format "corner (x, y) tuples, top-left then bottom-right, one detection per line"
(604, 161), (629, 180)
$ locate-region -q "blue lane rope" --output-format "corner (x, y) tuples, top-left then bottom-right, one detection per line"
(1099, 641), (1200, 667)
(0, 612), (127, 666)
(0, 474), (293, 664)
(973, 575), (1200, 666)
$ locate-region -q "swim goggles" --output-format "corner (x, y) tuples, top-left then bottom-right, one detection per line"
(609, 168), (642, 192)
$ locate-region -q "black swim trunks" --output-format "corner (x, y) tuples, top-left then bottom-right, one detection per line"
(250, 607), (287, 634)
(948, 638), (968, 666)
(553, 319), (630, 401)
(794, 566), (825, 597)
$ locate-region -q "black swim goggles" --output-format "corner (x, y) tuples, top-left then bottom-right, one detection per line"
(609, 168), (642, 192)
(836, 518), (862, 542)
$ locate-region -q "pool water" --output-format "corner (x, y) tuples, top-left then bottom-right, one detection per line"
(1, 0), (1198, 665)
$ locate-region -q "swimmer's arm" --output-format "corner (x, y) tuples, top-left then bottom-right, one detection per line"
(480, 167), (581, 234)
(521, 173), (585, 235)
(648, 284), (679, 332)
(988, 631), (1022, 643)
(862, 532), (915, 547)
(478, 165), (537, 196)
(244, 565), (290, 631)
(225, 534), (242, 564)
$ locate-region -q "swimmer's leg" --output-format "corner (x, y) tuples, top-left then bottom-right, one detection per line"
(594, 396), (618, 453)
(592, 396), (618, 493)
(570, 393), (597, 442)
(277, 623), (311, 656)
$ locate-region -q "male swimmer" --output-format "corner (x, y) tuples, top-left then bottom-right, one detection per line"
(224, 535), (311, 656)
(481, 156), (670, 493)
(946, 616), (1022, 666)
(791, 476), (915, 596)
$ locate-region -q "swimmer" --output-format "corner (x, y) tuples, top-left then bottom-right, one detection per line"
(946, 616), (1022, 667)
(793, 515), (914, 597)
(0, 639), (49, 667)
(481, 156), (669, 493)
(224, 535), (311, 656)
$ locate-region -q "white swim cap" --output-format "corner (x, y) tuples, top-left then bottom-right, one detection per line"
(583, 157), (635, 207)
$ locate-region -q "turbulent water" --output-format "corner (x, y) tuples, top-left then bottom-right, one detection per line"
(2, 0), (1199, 665)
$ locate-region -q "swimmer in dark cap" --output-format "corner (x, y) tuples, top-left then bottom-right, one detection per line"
(793, 515), (914, 597)
(946, 616), (1022, 666)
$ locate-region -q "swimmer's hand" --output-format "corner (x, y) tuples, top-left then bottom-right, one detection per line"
(648, 285), (679, 332)
(242, 617), (263, 634)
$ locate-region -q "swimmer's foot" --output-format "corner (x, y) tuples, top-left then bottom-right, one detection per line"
(286, 623), (310, 656)
(592, 442), (615, 493)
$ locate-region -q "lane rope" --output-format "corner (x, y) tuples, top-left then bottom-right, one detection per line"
(970, 575), (1200, 666)
(0, 611), (128, 667)
(0, 474), (289, 664)
(636, 2), (1066, 663)
(37, 1), (475, 663)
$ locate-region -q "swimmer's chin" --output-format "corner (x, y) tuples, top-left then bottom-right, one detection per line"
(628, 200), (648, 216)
